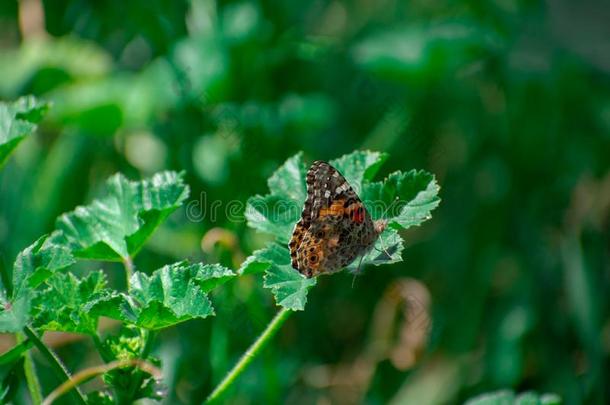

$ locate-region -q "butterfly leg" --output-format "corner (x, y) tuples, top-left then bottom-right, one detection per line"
(351, 254), (365, 288)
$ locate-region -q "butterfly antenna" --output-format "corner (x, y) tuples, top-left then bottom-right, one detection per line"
(379, 196), (400, 220)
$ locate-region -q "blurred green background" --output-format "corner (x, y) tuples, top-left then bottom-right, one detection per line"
(1, 0), (609, 404)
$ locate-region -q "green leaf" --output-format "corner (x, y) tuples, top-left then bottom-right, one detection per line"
(90, 262), (234, 330)
(0, 236), (75, 332)
(267, 152), (308, 202)
(263, 257), (317, 311)
(32, 271), (108, 334)
(330, 150), (387, 194)
(362, 169), (441, 229)
(464, 390), (562, 405)
(0, 96), (49, 167)
(0, 339), (33, 365)
(238, 243), (290, 275)
(244, 150), (440, 310)
(53, 171), (190, 261)
(245, 194), (301, 244)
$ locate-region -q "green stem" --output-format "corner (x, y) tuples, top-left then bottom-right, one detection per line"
(123, 256), (134, 286)
(92, 333), (113, 363)
(17, 332), (42, 405)
(120, 329), (157, 404)
(205, 308), (293, 404)
(23, 326), (87, 405)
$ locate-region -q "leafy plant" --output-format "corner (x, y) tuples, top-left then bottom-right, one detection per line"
(0, 169), (233, 403)
(0, 142), (439, 403)
(242, 151), (440, 311)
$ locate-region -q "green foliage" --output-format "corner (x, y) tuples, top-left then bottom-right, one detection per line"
(0, 96), (49, 167)
(1, 0), (608, 403)
(90, 262), (234, 330)
(244, 150), (439, 310)
(52, 171), (189, 261)
(0, 236), (75, 332)
(465, 390), (562, 405)
(32, 271), (108, 334)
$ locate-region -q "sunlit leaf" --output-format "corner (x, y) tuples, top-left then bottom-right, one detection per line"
(238, 243), (290, 275)
(89, 262), (234, 330)
(0, 236), (75, 332)
(362, 169), (441, 229)
(53, 171), (189, 261)
(262, 247), (317, 311)
(32, 270), (108, 334)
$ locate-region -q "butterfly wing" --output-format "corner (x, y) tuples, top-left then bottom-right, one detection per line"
(289, 161), (378, 277)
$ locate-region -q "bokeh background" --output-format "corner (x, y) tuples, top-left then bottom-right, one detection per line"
(1, 0), (609, 404)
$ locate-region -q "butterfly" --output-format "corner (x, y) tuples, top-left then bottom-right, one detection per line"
(289, 160), (387, 278)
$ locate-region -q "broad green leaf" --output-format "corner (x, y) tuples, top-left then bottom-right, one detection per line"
(465, 390), (562, 405)
(0, 236), (75, 332)
(238, 243), (290, 275)
(330, 150), (387, 194)
(362, 169), (441, 229)
(244, 194), (301, 243)
(244, 150), (439, 310)
(53, 171), (189, 261)
(0, 96), (49, 167)
(90, 262), (234, 330)
(32, 271), (108, 334)
(267, 153), (308, 202)
(263, 250), (317, 311)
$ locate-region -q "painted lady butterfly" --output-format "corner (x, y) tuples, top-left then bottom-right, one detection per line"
(289, 160), (387, 278)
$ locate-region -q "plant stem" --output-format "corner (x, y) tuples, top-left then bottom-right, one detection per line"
(123, 256), (134, 286)
(205, 308), (293, 404)
(121, 329), (157, 404)
(42, 358), (162, 405)
(17, 332), (42, 405)
(23, 326), (87, 405)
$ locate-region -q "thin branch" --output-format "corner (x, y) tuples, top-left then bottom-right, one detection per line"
(205, 308), (292, 404)
(42, 358), (162, 405)
(23, 326), (87, 405)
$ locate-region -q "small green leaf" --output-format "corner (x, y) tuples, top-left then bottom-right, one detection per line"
(330, 150), (387, 194)
(0, 236), (75, 332)
(0, 96), (49, 167)
(54, 171), (189, 261)
(362, 169), (440, 229)
(12, 235), (75, 296)
(264, 265), (317, 311)
(32, 271), (108, 334)
(90, 262), (234, 330)
(239, 243), (290, 275)
(245, 194), (301, 243)
(267, 152), (308, 202)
